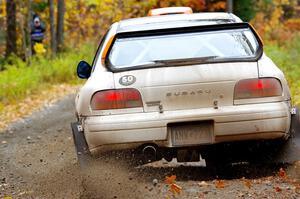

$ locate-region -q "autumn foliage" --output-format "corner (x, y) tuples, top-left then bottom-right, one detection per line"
(63, 0), (208, 47)
(251, 0), (300, 46)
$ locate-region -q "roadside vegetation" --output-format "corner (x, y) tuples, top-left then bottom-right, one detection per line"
(265, 36), (300, 105)
(250, 0), (300, 104)
(0, 44), (94, 111)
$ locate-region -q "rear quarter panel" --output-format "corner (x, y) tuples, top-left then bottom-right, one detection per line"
(258, 54), (291, 101)
(75, 71), (115, 116)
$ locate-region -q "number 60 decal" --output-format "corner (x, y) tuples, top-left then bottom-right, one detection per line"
(119, 75), (136, 86)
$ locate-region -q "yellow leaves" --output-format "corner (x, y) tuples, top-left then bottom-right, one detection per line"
(269, 7), (283, 28)
(250, 0), (299, 45)
(273, 0), (290, 6)
(64, 0), (211, 46)
(33, 43), (46, 55)
(86, 0), (102, 6)
(0, 1), (6, 18)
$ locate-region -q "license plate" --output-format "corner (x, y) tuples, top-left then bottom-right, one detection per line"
(170, 122), (213, 146)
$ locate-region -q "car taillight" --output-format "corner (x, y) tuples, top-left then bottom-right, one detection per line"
(234, 78), (282, 100)
(91, 88), (143, 110)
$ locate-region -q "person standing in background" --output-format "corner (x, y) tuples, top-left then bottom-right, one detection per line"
(31, 14), (45, 53)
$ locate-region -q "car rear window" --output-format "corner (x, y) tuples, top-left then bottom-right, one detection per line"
(107, 26), (261, 70)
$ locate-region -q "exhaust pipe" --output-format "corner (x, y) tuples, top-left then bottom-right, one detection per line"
(142, 145), (157, 163)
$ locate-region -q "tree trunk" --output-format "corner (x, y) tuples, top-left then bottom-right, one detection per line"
(27, 0), (32, 63)
(48, 0), (56, 55)
(56, 0), (65, 52)
(5, 0), (17, 57)
(227, 0), (233, 13)
(18, 12), (27, 61)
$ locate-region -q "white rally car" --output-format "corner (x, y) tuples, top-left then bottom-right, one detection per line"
(71, 12), (300, 166)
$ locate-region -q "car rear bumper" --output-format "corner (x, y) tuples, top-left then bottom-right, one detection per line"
(82, 102), (291, 154)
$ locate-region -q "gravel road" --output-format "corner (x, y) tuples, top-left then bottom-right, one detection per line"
(0, 94), (299, 199)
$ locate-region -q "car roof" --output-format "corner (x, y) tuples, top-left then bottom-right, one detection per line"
(116, 12), (242, 33)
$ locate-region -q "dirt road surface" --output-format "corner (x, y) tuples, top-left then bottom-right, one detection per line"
(0, 94), (299, 199)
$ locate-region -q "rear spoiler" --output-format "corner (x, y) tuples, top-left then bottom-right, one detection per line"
(115, 22), (263, 52)
(117, 22), (262, 43)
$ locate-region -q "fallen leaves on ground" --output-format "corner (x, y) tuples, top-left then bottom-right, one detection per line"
(170, 183), (182, 194)
(242, 178), (252, 189)
(215, 180), (226, 188)
(278, 168), (288, 180)
(274, 186), (282, 192)
(0, 84), (79, 131)
(165, 175), (182, 195)
(165, 175), (176, 185)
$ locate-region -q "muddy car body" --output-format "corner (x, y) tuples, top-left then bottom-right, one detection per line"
(72, 13), (299, 165)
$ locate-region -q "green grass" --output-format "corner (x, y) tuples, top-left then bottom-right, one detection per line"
(265, 36), (300, 105)
(0, 44), (95, 109)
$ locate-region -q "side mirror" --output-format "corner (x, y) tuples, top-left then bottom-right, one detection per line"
(77, 60), (92, 79)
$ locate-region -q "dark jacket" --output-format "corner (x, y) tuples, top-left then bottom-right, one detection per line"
(31, 21), (45, 42)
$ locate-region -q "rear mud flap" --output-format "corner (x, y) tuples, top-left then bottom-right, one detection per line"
(71, 122), (91, 167)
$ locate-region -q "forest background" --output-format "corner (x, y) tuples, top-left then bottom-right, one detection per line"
(0, 0), (299, 128)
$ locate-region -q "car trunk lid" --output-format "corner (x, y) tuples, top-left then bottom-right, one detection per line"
(113, 62), (258, 112)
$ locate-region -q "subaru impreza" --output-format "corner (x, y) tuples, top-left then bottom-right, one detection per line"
(71, 12), (299, 166)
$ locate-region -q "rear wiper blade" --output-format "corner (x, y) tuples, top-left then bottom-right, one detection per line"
(117, 56), (219, 69)
(152, 56), (219, 65)
(121, 61), (166, 68)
